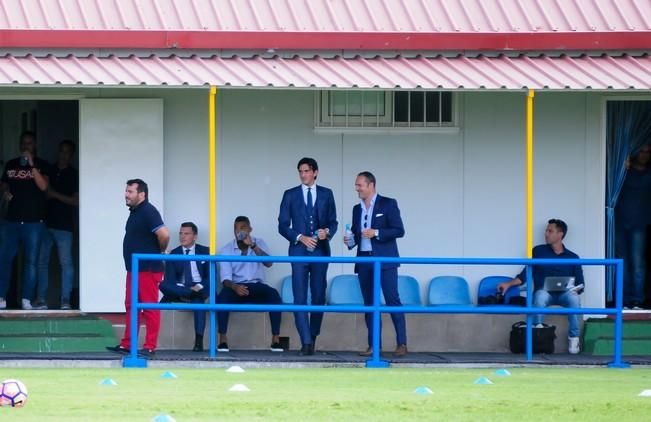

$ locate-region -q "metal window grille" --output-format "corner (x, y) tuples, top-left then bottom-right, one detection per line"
(317, 90), (454, 128)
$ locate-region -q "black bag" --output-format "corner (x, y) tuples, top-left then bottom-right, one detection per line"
(509, 321), (556, 354)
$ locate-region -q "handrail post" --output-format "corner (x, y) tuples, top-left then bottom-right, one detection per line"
(366, 259), (389, 368)
(608, 259), (630, 368)
(209, 261), (217, 359)
(525, 265), (533, 361)
(123, 255), (147, 367)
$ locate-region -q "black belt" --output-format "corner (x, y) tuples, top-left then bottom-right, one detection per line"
(358, 251), (373, 256)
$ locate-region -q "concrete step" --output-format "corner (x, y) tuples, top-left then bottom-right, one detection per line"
(589, 338), (651, 356)
(583, 318), (651, 356)
(0, 334), (116, 353)
(0, 317), (114, 336)
(0, 315), (117, 353)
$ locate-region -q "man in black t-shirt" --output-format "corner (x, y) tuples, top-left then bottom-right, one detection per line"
(35, 140), (79, 310)
(0, 131), (49, 310)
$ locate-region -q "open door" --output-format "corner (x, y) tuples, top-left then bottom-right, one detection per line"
(79, 99), (164, 312)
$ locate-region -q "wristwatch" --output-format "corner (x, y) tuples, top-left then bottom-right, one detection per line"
(374, 229), (379, 239)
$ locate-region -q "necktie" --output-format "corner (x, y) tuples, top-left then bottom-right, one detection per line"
(184, 249), (193, 284)
(307, 187), (313, 214)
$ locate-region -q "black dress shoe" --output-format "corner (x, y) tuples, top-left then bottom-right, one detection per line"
(138, 348), (156, 358)
(298, 344), (314, 356)
(193, 335), (204, 352)
(106, 345), (129, 354)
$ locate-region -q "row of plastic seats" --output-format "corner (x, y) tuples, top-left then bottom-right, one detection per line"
(280, 275), (521, 306)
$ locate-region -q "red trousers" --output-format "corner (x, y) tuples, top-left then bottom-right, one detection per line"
(120, 271), (163, 351)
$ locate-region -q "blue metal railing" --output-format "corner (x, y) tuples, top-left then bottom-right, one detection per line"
(124, 254), (628, 369)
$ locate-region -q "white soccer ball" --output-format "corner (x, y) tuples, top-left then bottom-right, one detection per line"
(0, 379), (28, 407)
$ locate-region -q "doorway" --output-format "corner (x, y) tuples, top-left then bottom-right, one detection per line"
(0, 100), (79, 310)
(605, 100), (651, 309)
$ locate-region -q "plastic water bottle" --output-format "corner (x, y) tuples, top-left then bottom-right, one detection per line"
(306, 233), (318, 252)
(344, 224), (355, 248)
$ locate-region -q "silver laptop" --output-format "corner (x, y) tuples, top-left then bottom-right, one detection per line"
(543, 276), (575, 292)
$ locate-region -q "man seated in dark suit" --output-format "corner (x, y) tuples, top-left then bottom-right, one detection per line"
(344, 171), (407, 357)
(160, 222), (211, 352)
(217, 216), (283, 352)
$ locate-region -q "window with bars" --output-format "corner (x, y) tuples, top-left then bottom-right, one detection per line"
(316, 90), (455, 129)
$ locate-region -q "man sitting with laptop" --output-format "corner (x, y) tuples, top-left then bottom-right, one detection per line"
(497, 219), (584, 354)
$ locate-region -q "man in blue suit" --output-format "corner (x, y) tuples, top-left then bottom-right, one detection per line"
(160, 222), (211, 352)
(345, 171), (407, 357)
(278, 157), (338, 356)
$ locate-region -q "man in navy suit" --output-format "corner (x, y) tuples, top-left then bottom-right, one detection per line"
(278, 157), (338, 356)
(160, 222), (211, 352)
(345, 171), (407, 357)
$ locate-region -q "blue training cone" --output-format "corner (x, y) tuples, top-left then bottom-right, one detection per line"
(160, 371), (177, 379)
(152, 414), (176, 422)
(99, 378), (117, 386)
(495, 369), (511, 376)
(474, 376), (493, 385)
(414, 386), (433, 395)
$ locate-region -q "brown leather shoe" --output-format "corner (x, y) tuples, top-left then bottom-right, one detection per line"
(393, 344), (408, 357)
(358, 347), (373, 357)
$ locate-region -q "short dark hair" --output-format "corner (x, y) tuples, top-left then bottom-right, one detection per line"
(59, 139), (76, 154)
(126, 178), (148, 199)
(297, 157), (318, 173)
(234, 216), (250, 226)
(548, 218), (568, 239)
(357, 171), (376, 186)
(180, 222), (198, 234)
(19, 131), (36, 143)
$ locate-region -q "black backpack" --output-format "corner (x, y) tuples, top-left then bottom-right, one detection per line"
(509, 321), (556, 354)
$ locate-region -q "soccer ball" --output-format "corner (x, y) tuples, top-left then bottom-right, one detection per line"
(0, 379), (28, 407)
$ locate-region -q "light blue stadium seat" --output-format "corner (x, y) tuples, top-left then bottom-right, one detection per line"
(427, 276), (472, 306)
(328, 274), (364, 305)
(477, 275), (520, 305)
(381, 275), (422, 306)
(280, 275), (311, 304)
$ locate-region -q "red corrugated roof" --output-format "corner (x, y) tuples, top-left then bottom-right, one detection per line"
(0, 0), (648, 50)
(0, 53), (648, 90)
(2, 0), (649, 33)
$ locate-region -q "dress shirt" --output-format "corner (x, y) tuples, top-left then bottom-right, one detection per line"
(301, 183), (317, 205)
(183, 244), (203, 284)
(359, 193), (377, 252)
(219, 238), (269, 284)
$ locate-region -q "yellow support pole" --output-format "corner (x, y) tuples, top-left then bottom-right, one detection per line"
(526, 89), (534, 258)
(209, 86), (217, 254)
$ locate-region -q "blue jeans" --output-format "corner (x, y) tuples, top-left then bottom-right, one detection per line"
(533, 289), (581, 338)
(0, 221), (45, 300)
(615, 226), (647, 306)
(37, 228), (74, 303)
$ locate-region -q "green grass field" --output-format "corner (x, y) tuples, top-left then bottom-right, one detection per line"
(0, 367), (650, 421)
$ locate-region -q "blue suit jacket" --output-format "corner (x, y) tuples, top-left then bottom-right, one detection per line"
(350, 194), (405, 271)
(278, 185), (338, 256)
(163, 244), (210, 288)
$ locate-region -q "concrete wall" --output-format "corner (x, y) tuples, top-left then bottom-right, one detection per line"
(0, 87), (619, 351)
(217, 89), (606, 307)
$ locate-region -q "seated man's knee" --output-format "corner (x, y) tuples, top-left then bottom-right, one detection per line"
(533, 290), (551, 307)
(159, 283), (174, 296)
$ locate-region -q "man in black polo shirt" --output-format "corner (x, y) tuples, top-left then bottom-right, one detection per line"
(0, 131), (49, 310)
(35, 140), (79, 310)
(107, 179), (169, 357)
